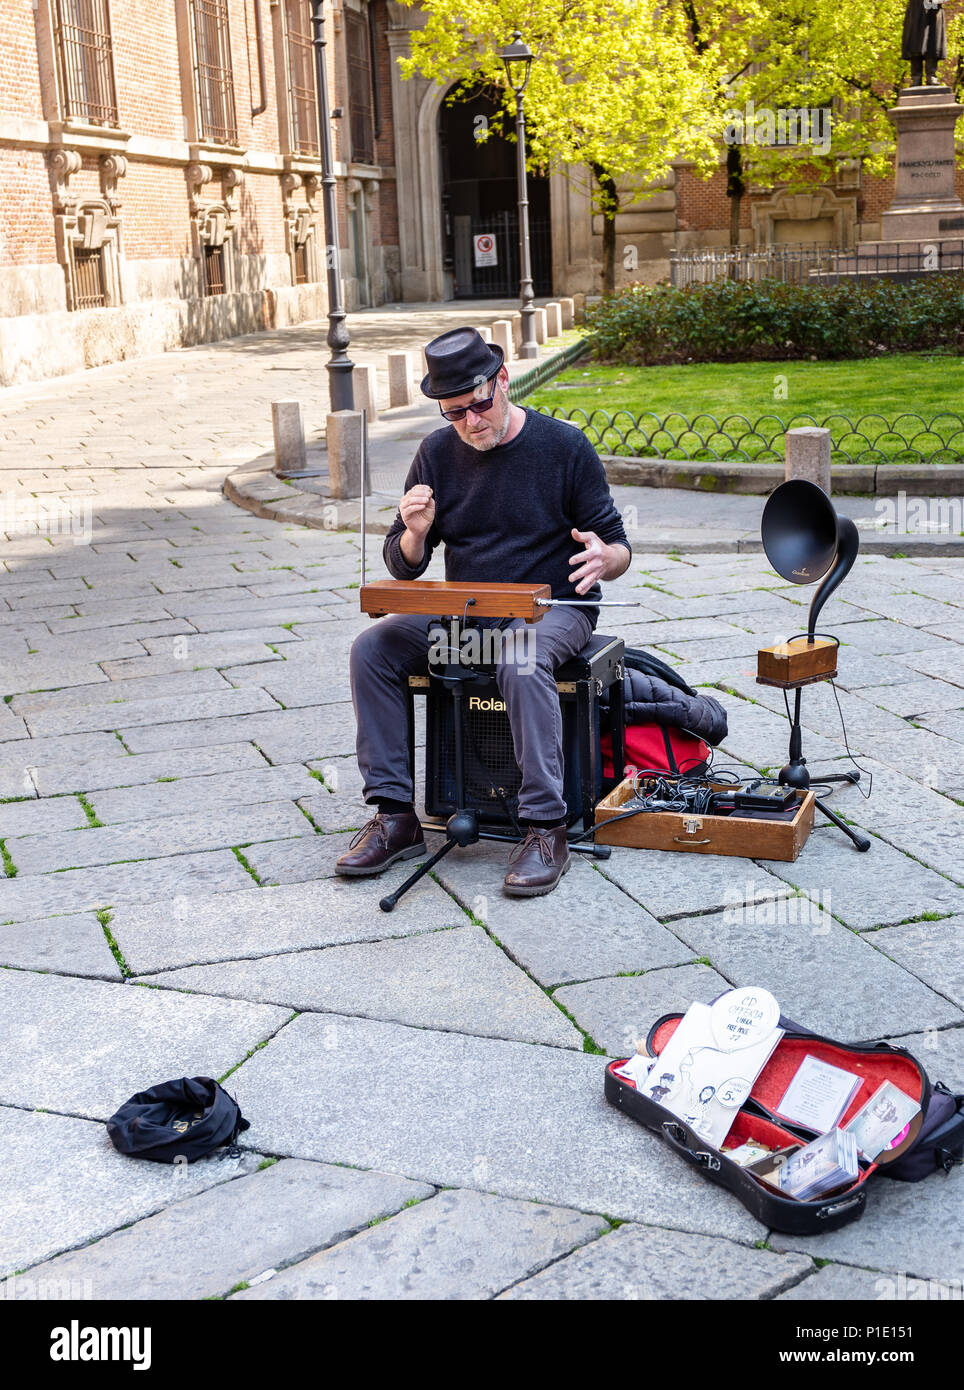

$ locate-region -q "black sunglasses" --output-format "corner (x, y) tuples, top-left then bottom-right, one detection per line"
(439, 377), (500, 422)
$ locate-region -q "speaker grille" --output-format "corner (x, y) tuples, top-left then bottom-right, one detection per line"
(424, 675), (585, 824)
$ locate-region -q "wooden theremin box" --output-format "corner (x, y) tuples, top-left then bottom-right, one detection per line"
(360, 579), (552, 622)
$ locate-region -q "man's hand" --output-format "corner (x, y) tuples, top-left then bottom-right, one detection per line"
(399, 484), (435, 568)
(568, 528), (630, 595)
(400, 484), (436, 538)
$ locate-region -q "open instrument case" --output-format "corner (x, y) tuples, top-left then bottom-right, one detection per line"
(605, 1012), (932, 1235)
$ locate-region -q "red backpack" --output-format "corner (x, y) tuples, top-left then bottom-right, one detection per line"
(600, 723), (710, 781)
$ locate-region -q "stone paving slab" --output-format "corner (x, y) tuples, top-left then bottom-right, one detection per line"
(554, 963), (732, 1056)
(240, 831), (357, 883)
(434, 842), (693, 987)
(890, 1025), (964, 1090)
(0, 795), (90, 838)
(117, 703), (359, 762)
(769, 1165), (964, 1282)
(822, 758), (961, 829)
(666, 905), (961, 1039)
(499, 1222), (813, 1301)
(89, 763), (318, 824)
(0, 970), (291, 1116)
(235, 1187), (607, 1302)
(8, 801), (311, 876)
(833, 619), (955, 656)
(0, 848), (254, 920)
(9, 667), (228, 716)
(0, 1107), (261, 1280)
(11, 1158), (434, 1300)
(864, 915), (964, 1011)
(865, 818), (964, 886)
(137, 925), (582, 1049)
(0, 911), (123, 978)
(228, 1012), (762, 1240)
(860, 677), (964, 719)
(776, 1263), (916, 1300)
(759, 827), (964, 930)
(26, 686), (280, 738)
(0, 659), (109, 696)
(598, 846), (793, 922)
(31, 740), (268, 796)
(113, 875), (464, 974)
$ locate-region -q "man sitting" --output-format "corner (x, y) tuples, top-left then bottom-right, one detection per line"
(336, 326), (631, 896)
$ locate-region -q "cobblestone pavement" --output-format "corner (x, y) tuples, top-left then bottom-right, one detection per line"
(0, 311), (962, 1301)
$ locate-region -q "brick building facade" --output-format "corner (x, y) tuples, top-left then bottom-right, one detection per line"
(2, 2), (960, 387)
(0, 0), (399, 386)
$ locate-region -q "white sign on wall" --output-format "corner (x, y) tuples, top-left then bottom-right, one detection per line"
(473, 233), (498, 267)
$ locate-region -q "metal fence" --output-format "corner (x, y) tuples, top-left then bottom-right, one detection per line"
(670, 242), (964, 287)
(453, 211), (552, 299)
(530, 405), (964, 465)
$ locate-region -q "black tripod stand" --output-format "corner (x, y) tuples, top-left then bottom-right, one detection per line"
(779, 684), (870, 853)
(379, 662), (612, 913)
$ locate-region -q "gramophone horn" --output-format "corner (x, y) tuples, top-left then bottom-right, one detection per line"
(761, 479), (837, 586)
(761, 479), (859, 641)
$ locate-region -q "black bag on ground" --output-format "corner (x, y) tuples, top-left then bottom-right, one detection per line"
(106, 1076), (250, 1163)
(605, 1011), (964, 1236)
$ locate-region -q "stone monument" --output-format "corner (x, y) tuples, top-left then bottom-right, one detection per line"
(880, 86), (964, 242)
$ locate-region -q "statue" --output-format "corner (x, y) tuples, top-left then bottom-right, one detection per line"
(902, 0), (947, 87)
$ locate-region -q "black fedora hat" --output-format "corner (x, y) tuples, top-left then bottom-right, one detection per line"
(420, 327), (505, 400)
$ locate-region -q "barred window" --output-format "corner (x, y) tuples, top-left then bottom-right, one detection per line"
(54, 0), (119, 127)
(191, 0), (237, 145)
(346, 11), (374, 165)
(73, 247), (107, 309)
(293, 241), (309, 285)
(285, 0), (318, 157)
(203, 244), (226, 296)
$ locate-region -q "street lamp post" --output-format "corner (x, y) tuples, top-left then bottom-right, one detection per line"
(499, 31), (539, 360)
(310, 0), (354, 410)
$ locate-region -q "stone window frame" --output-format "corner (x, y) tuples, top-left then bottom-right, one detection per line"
(34, 0), (129, 142)
(281, 171), (322, 284)
(49, 149), (126, 312)
(274, 0), (321, 159)
(187, 164), (241, 296)
(174, 0), (242, 152)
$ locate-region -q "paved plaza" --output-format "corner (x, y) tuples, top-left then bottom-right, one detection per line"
(0, 310), (962, 1301)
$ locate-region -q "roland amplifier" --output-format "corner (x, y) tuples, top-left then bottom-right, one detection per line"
(423, 670), (585, 826)
(417, 633), (625, 829)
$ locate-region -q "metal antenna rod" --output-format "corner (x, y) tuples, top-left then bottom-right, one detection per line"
(537, 599), (641, 607)
(360, 408), (367, 589)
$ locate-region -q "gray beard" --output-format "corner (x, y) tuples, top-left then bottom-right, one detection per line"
(463, 393), (511, 451)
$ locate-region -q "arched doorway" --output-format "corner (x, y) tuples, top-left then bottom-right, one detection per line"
(439, 89), (552, 299)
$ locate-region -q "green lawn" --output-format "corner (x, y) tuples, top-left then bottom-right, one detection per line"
(527, 351), (964, 463)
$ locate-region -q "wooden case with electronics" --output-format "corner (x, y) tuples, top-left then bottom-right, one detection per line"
(593, 776), (815, 861)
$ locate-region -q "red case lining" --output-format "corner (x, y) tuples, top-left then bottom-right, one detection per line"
(648, 1017), (924, 1131)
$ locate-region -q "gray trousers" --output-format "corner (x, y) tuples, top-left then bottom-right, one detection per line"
(350, 606), (593, 821)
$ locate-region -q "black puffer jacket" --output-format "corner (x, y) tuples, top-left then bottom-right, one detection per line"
(600, 648), (728, 746)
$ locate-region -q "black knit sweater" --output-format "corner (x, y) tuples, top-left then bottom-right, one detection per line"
(382, 408), (631, 625)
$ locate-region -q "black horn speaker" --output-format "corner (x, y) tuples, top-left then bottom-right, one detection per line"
(757, 479), (870, 852)
(761, 479), (859, 641)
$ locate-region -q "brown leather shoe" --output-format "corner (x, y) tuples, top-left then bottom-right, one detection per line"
(503, 823), (571, 897)
(335, 812), (426, 877)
